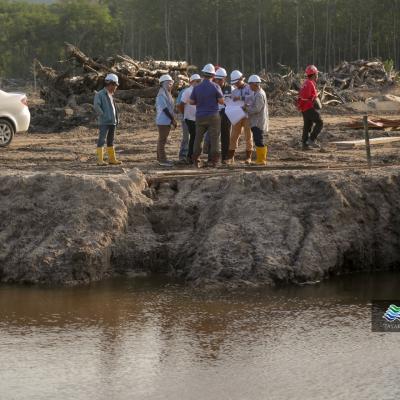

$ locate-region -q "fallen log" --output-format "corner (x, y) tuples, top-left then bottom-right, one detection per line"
(331, 87), (346, 104)
(147, 60), (189, 71)
(35, 61), (58, 83)
(64, 42), (107, 72)
(115, 54), (140, 70)
(114, 87), (159, 101)
(136, 68), (169, 77)
(322, 99), (341, 106)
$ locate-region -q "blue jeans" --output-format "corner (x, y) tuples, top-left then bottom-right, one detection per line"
(251, 126), (265, 147)
(97, 124), (116, 147)
(178, 119), (189, 159)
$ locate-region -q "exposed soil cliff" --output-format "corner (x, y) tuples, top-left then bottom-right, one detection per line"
(1, 167), (399, 286)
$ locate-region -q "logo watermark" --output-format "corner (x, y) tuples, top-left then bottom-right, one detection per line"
(372, 301), (400, 332)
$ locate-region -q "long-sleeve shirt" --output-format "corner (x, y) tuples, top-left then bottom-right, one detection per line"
(94, 88), (119, 126)
(155, 89), (175, 125)
(297, 78), (317, 112)
(247, 89), (269, 132)
(232, 83), (253, 103)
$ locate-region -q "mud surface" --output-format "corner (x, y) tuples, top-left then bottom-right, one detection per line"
(1, 104), (400, 285)
(3, 113), (400, 173)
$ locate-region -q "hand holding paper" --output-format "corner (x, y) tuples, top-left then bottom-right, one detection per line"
(225, 100), (246, 125)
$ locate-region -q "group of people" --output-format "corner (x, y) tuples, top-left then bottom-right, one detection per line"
(93, 64), (323, 167)
(155, 63), (269, 168)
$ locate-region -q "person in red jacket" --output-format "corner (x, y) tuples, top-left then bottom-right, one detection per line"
(297, 65), (323, 150)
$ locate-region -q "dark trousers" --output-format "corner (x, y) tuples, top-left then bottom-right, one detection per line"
(185, 119), (196, 160)
(250, 127), (265, 147)
(220, 109), (231, 160)
(302, 108), (323, 144)
(97, 124), (115, 147)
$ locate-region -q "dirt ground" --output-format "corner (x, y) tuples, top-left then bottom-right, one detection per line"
(2, 111), (400, 176)
(2, 82), (400, 286)
(2, 105), (400, 286)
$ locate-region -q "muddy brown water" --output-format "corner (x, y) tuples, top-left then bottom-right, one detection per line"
(1, 272), (399, 400)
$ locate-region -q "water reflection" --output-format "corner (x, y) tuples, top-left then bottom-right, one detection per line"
(0, 271), (400, 400)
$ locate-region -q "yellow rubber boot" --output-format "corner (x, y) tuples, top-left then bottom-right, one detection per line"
(255, 146), (267, 166)
(106, 146), (122, 165)
(96, 147), (107, 166)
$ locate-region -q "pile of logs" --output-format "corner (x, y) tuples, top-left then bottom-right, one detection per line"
(329, 59), (394, 90)
(260, 59), (397, 115)
(36, 42), (190, 107)
(259, 66), (301, 114)
(36, 45), (398, 120)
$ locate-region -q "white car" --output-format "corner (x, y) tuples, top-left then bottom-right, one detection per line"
(0, 89), (31, 147)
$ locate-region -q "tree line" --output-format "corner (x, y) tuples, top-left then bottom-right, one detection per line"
(1, 0), (399, 78)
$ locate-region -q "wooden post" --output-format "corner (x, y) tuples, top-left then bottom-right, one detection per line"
(363, 115), (372, 168)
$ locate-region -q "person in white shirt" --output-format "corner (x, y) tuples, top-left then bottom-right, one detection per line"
(180, 74), (202, 163)
(214, 67), (232, 163)
(226, 70), (254, 165)
(176, 87), (190, 164)
(243, 75), (269, 165)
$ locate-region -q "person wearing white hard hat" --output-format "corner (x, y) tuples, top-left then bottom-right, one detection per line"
(243, 75), (269, 165)
(93, 73), (122, 166)
(189, 63), (224, 168)
(176, 84), (190, 164)
(202, 66), (228, 162)
(179, 73), (202, 163)
(214, 67), (232, 163)
(227, 70), (254, 165)
(155, 74), (177, 167)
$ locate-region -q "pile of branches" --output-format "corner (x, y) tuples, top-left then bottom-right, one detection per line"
(260, 59), (398, 115)
(31, 43), (191, 132)
(34, 47), (399, 126)
(36, 42), (190, 108)
(260, 66), (301, 115)
(329, 59), (395, 90)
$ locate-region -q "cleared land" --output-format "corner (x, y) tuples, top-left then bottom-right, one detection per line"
(2, 113), (400, 175)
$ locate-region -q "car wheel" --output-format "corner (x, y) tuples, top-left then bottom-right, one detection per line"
(0, 119), (15, 147)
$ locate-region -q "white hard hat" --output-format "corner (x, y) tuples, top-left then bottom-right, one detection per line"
(215, 67), (227, 79)
(248, 74), (262, 83)
(230, 70), (243, 84)
(190, 74), (201, 82)
(105, 73), (119, 85)
(159, 74), (173, 84)
(201, 63), (216, 75)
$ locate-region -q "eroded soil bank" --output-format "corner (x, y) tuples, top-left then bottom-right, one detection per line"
(1, 167), (399, 286)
